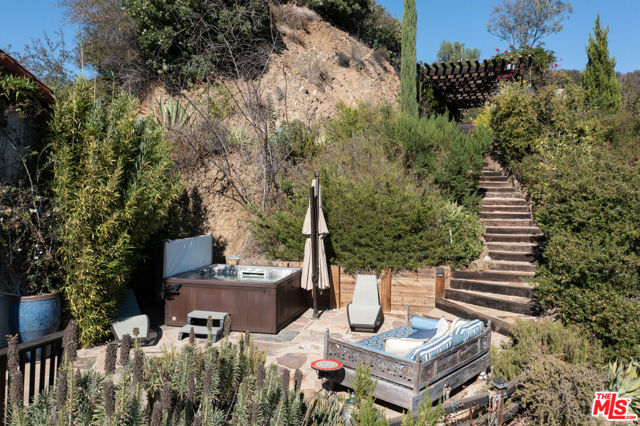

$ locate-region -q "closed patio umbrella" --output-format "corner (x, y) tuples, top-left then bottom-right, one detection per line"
(301, 174), (330, 317)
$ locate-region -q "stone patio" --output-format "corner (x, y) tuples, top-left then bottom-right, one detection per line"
(76, 307), (508, 417)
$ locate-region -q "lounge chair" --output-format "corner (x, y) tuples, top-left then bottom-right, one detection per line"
(111, 288), (149, 341)
(347, 274), (383, 332)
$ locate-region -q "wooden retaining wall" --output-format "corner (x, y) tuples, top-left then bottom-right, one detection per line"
(333, 266), (449, 314)
(269, 261), (449, 314)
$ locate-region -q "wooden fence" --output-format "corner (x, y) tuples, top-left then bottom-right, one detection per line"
(0, 331), (64, 425)
(273, 261), (448, 313)
(331, 265), (449, 314)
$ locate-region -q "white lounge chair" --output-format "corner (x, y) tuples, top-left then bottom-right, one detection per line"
(347, 274), (383, 332)
(111, 288), (149, 341)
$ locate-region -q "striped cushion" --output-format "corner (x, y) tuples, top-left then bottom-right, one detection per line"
(407, 335), (453, 361)
(451, 319), (484, 346)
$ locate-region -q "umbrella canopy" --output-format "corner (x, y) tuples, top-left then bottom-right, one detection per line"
(301, 179), (330, 291)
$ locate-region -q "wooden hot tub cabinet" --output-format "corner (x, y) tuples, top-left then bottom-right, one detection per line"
(164, 269), (306, 334)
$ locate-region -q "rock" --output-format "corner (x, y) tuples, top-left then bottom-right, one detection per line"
(276, 352), (307, 369)
(75, 355), (97, 370)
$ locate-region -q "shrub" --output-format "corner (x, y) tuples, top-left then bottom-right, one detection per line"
(491, 319), (603, 381)
(252, 104), (484, 272)
(515, 358), (606, 425)
(486, 79), (640, 359)
(489, 80), (594, 166)
(352, 363), (388, 425)
(434, 124), (492, 210)
(307, 0), (370, 30)
(50, 79), (181, 346)
(520, 146), (640, 360)
(269, 120), (321, 161)
(8, 323), (336, 425)
(394, 114), (492, 209)
(125, 0), (271, 79)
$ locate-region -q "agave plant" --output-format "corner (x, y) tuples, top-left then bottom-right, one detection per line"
(607, 358), (640, 416)
(155, 96), (193, 129)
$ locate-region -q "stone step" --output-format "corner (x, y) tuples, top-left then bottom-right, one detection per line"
(488, 250), (536, 262)
(483, 191), (523, 198)
(481, 205), (530, 213)
(482, 198), (527, 206)
(453, 269), (535, 282)
(480, 186), (518, 193)
(178, 325), (223, 341)
(481, 171), (504, 177)
(479, 176), (509, 182)
(450, 278), (534, 298)
(479, 181), (513, 188)
(445, 289), (535, 315)
(486, 242), (537, 253)
(485, 233), (543, 243)
(483, 219), (537, 227)
(489, 260), (537, 273)
(435, 298), (535, 335)
(481, 211), (532, 220)
(485, 226), (541, 235)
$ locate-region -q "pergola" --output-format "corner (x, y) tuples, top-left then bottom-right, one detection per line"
(418, 56), (533, 110)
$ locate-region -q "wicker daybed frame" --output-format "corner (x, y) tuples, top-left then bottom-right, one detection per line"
(323, 309), (491, 411)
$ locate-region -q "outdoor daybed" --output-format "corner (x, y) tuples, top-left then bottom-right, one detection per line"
(323, 308), (491, 411)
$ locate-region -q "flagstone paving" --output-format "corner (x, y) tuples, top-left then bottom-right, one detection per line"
(76, 307), (507, 417)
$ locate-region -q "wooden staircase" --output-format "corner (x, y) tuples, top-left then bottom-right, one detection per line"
(436, 161), (540, 334)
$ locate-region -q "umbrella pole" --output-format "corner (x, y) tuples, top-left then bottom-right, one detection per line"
(311, 174), (319, 319)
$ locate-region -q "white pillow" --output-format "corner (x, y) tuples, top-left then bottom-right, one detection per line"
(434, 318), (450, 338)
(384, 338), (425, 357)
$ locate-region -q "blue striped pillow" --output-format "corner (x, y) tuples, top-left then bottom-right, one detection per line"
(407, 335), (453, 361)
(451, 319), (484, 343)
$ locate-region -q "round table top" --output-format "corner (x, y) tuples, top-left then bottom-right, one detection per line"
(311, 359), (343, 372)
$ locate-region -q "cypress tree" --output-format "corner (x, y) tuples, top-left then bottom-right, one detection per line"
(582, 14), (621, 113)
(401, 0), (418, 117)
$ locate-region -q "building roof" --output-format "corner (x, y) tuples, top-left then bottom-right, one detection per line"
(418, 56), (533, 109)
(0, 49), (55, 104)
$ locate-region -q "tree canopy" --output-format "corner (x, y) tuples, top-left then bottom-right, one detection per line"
(488, 0), (573, 48)
(436, 41), (480, 63)
(582, 15), (621, 113)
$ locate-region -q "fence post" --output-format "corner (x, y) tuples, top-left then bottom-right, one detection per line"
(381, 268), (392, 312)
(330, 265), (341, 309)
(435, 267), (445, 299)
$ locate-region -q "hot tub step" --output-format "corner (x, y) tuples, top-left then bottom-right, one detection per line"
(178, 324), (224, 341)
(187, 310), (228, 326)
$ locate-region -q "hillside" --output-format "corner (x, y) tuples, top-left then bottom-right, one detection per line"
(172, 5), (400, 260)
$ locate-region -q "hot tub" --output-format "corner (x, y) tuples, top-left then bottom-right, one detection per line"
(164, 264), (306, 333)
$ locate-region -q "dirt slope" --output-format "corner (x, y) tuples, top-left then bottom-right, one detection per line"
(165, 6), (400, 260)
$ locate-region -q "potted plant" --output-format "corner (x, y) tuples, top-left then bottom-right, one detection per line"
(0, 163), (61, 346)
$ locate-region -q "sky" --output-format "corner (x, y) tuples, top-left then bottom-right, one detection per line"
(378, 0), (639, 73)
(0, 0), (638, 77)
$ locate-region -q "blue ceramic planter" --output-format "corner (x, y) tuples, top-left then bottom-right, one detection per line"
(10, 291), (61, 343)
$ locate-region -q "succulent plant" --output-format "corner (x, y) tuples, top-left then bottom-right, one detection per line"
(608, 358), (640, 416)
(155, 96), (193, 129)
